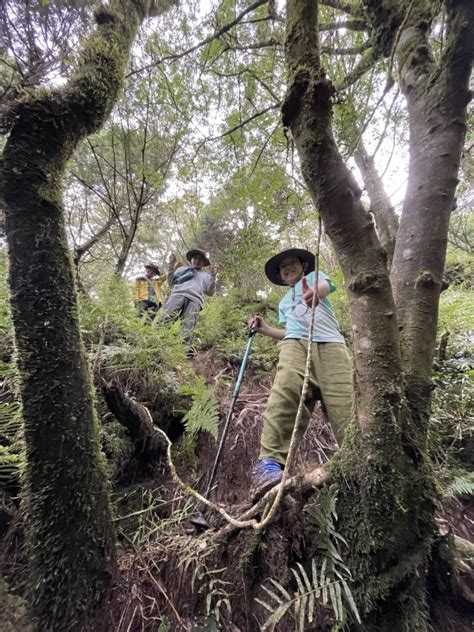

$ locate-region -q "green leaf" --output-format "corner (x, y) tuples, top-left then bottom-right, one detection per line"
(311, 558), (320, 598)
(261, 583), (284, 605)
(268, 577), (292, 601)
(261, 602), (291, 631)
(297, 562), (314, 622)
(255, 597), (277, 613)
(341, 579), (361, 623)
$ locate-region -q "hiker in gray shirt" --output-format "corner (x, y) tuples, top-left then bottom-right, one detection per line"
(163, 248), (218, 344)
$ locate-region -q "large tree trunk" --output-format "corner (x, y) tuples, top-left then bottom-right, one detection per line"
(0, 1), (174, 629)
(390, 0), (473, 398)
(282, 0), (472, 628)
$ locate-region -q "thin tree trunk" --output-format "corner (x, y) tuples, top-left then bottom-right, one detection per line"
(354, 141), (399, 267)
(0, 1), (174, 629)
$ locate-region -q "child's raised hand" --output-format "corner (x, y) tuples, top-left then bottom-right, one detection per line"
(301, 276), (319, 308)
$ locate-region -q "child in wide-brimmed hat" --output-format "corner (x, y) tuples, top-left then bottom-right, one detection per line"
(161, 248), (219, 346)
(248, 248), (353, 499)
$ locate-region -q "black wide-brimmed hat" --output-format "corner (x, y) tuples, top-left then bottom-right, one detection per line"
(145, 262), (161, 275)
(264, 248), (315, 286)
(186, 248), (211, 267)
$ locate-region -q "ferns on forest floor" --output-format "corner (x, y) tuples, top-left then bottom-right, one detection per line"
(443, 470), (474, 499)
(256, 488), (361, 631)
(0, 403), (22, 491)
(179, 378), (220, 438)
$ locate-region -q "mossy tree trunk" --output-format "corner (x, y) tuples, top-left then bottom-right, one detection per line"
(0, 1), (174, 630)
(283, 0), (472, 628)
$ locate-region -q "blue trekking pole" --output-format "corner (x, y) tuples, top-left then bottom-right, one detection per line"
(204, 330), (256, 498)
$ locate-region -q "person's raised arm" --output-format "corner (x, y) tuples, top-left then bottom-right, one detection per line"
(247, 315), (285, 340)
(167, 253), (176, 286)
(205, 262), (219, 296)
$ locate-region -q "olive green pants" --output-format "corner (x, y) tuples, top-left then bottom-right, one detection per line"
(260, 339), (353, 465)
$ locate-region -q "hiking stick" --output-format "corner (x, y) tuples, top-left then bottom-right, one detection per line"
(203, 330), (256, 498)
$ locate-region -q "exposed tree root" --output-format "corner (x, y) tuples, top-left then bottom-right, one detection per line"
(103, 379), (166, 458)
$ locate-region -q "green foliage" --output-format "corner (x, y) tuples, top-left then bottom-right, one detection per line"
(256, 489), (360, 630)
(438, 284), (474, 333)
(194, 567), (231, 627)
(0, 403), (22, 491)
(0, 252), (13, 373)
(195, 293), (278, 370)
(179, 377), (220, 438)
(430, 350), (473, 472)
(325, 266), (351, 338)
(0, 446), (21, 490)
(304, 488), (361, 627)
(256, 558), (360, 631)
(0, 251), (10, 328)
(0, 402), (21, 444)
(443, 470), (474, 498)
(115, 487), (195, 545)
(79, 275), (192, 383)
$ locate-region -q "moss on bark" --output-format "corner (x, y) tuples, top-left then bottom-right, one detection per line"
(280, 1), (464, 627)
(0, 1), (173, 629)
(328, 409), (437, 629)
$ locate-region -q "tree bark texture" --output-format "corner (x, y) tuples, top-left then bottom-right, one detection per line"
(280, 0), (473, 627)
(390, 0), (473, 394)
(0, 1), (174, 629)
(283, 0), (403, 433)
(354, 141), (399, 267)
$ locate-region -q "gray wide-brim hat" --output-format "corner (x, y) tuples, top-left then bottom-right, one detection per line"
(145, 262), (161, 275)
(264, 248), (315, 286)
(186, 248), (211, 267)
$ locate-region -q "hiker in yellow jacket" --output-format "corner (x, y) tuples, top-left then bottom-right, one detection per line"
(133, 262), (165, 319)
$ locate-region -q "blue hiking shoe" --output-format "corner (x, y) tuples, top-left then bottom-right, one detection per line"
(251, 458), (283, 501)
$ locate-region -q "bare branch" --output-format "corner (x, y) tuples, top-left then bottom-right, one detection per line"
(209, 102), (281, 141)
(73, 215), (117, 265)
(336, 46), (381, 90)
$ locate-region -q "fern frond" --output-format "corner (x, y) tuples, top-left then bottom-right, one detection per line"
(0, 402), (22, 444)
(267, 578), (292, 601)
(296, 562), (314, 623)
(181, 378), (220, 438)
(261, 583), (284, 605)
(0, 446), (21, 488)
(260, 602), (291, 631)
(444, 471), (474, 498)
(341, 579), (362, 623)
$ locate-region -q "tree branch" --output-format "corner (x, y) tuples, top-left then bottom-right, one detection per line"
(320, 0), (364, 15)
(128, 0), (269, 77)
(321, 40), (371, 55)
(319, 19), (367, 31)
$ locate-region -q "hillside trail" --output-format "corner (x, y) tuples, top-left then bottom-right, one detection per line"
(186, 349), (337, 510)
